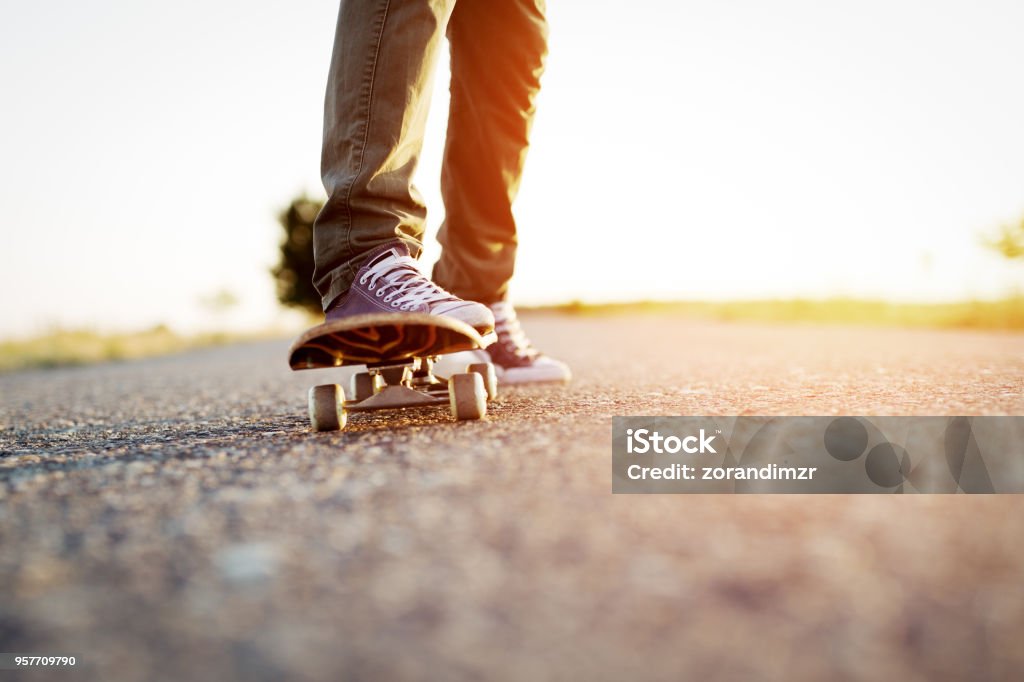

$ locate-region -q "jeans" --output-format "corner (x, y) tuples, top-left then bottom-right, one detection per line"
(312, 0), (549, 311)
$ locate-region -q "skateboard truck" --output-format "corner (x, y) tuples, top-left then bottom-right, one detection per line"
(351, 358), (445, 411)
(307, 357), (498, 432)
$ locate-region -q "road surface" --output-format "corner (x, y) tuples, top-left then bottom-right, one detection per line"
(2, 315), (1023, 681)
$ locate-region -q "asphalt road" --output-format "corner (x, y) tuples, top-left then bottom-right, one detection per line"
(2, 315), (1023, 681)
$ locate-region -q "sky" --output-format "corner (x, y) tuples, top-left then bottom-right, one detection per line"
(2, 0), (1024, 336)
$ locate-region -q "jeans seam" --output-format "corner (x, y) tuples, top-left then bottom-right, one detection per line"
(342, 0), (391, 288)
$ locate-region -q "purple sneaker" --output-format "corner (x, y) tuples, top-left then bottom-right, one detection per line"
(433, 301), (571, 385)
(325, 243), (495, 335)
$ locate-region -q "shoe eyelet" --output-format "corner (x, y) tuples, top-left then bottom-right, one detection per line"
(360, 277), (368, 285)
(375, 289), (385, 297)
(390, 301), (400, 307)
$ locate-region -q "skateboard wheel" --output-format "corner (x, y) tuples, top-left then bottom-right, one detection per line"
(467, 362), (498, 401)
(449, 372), (487, 421)
(308, 384), (346, 431)
(350, 371), (380, 401)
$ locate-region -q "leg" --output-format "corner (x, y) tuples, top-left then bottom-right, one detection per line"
(428, 0), (568, 384)
(431, 0), (549, 303)
(313, 0), (456, 311)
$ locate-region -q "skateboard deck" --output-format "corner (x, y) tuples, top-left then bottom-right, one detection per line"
(288, 313), (497, 431)
(289, 313), (489, 369)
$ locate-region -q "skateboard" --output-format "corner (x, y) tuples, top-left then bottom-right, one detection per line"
(288, 313), (498, 431)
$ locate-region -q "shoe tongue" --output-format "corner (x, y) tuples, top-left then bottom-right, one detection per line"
(491, 301), (515, 323)
(365, 242), (411, 270)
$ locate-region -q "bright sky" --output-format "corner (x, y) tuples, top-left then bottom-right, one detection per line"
(3, 0), (1024, 336)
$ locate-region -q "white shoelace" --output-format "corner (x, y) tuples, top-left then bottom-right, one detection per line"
(359, 255), (456, 311)
(491, 301), (538, 358)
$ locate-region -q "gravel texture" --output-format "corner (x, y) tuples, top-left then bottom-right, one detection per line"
(1, 315), (1023, 681)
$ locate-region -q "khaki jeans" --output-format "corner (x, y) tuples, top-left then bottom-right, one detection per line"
(312, 0), (549, 310)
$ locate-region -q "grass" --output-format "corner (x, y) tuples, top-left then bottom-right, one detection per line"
(525, 296), (1024, 331)
(0, 326), (250, 373)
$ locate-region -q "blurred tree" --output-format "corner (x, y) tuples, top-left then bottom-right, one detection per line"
(983, 215), (1024, 260)
(272, 194), (324, 314)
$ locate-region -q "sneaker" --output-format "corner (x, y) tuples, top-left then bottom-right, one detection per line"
(434, 301), (571, 385)
(325, 243), (495, 335)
